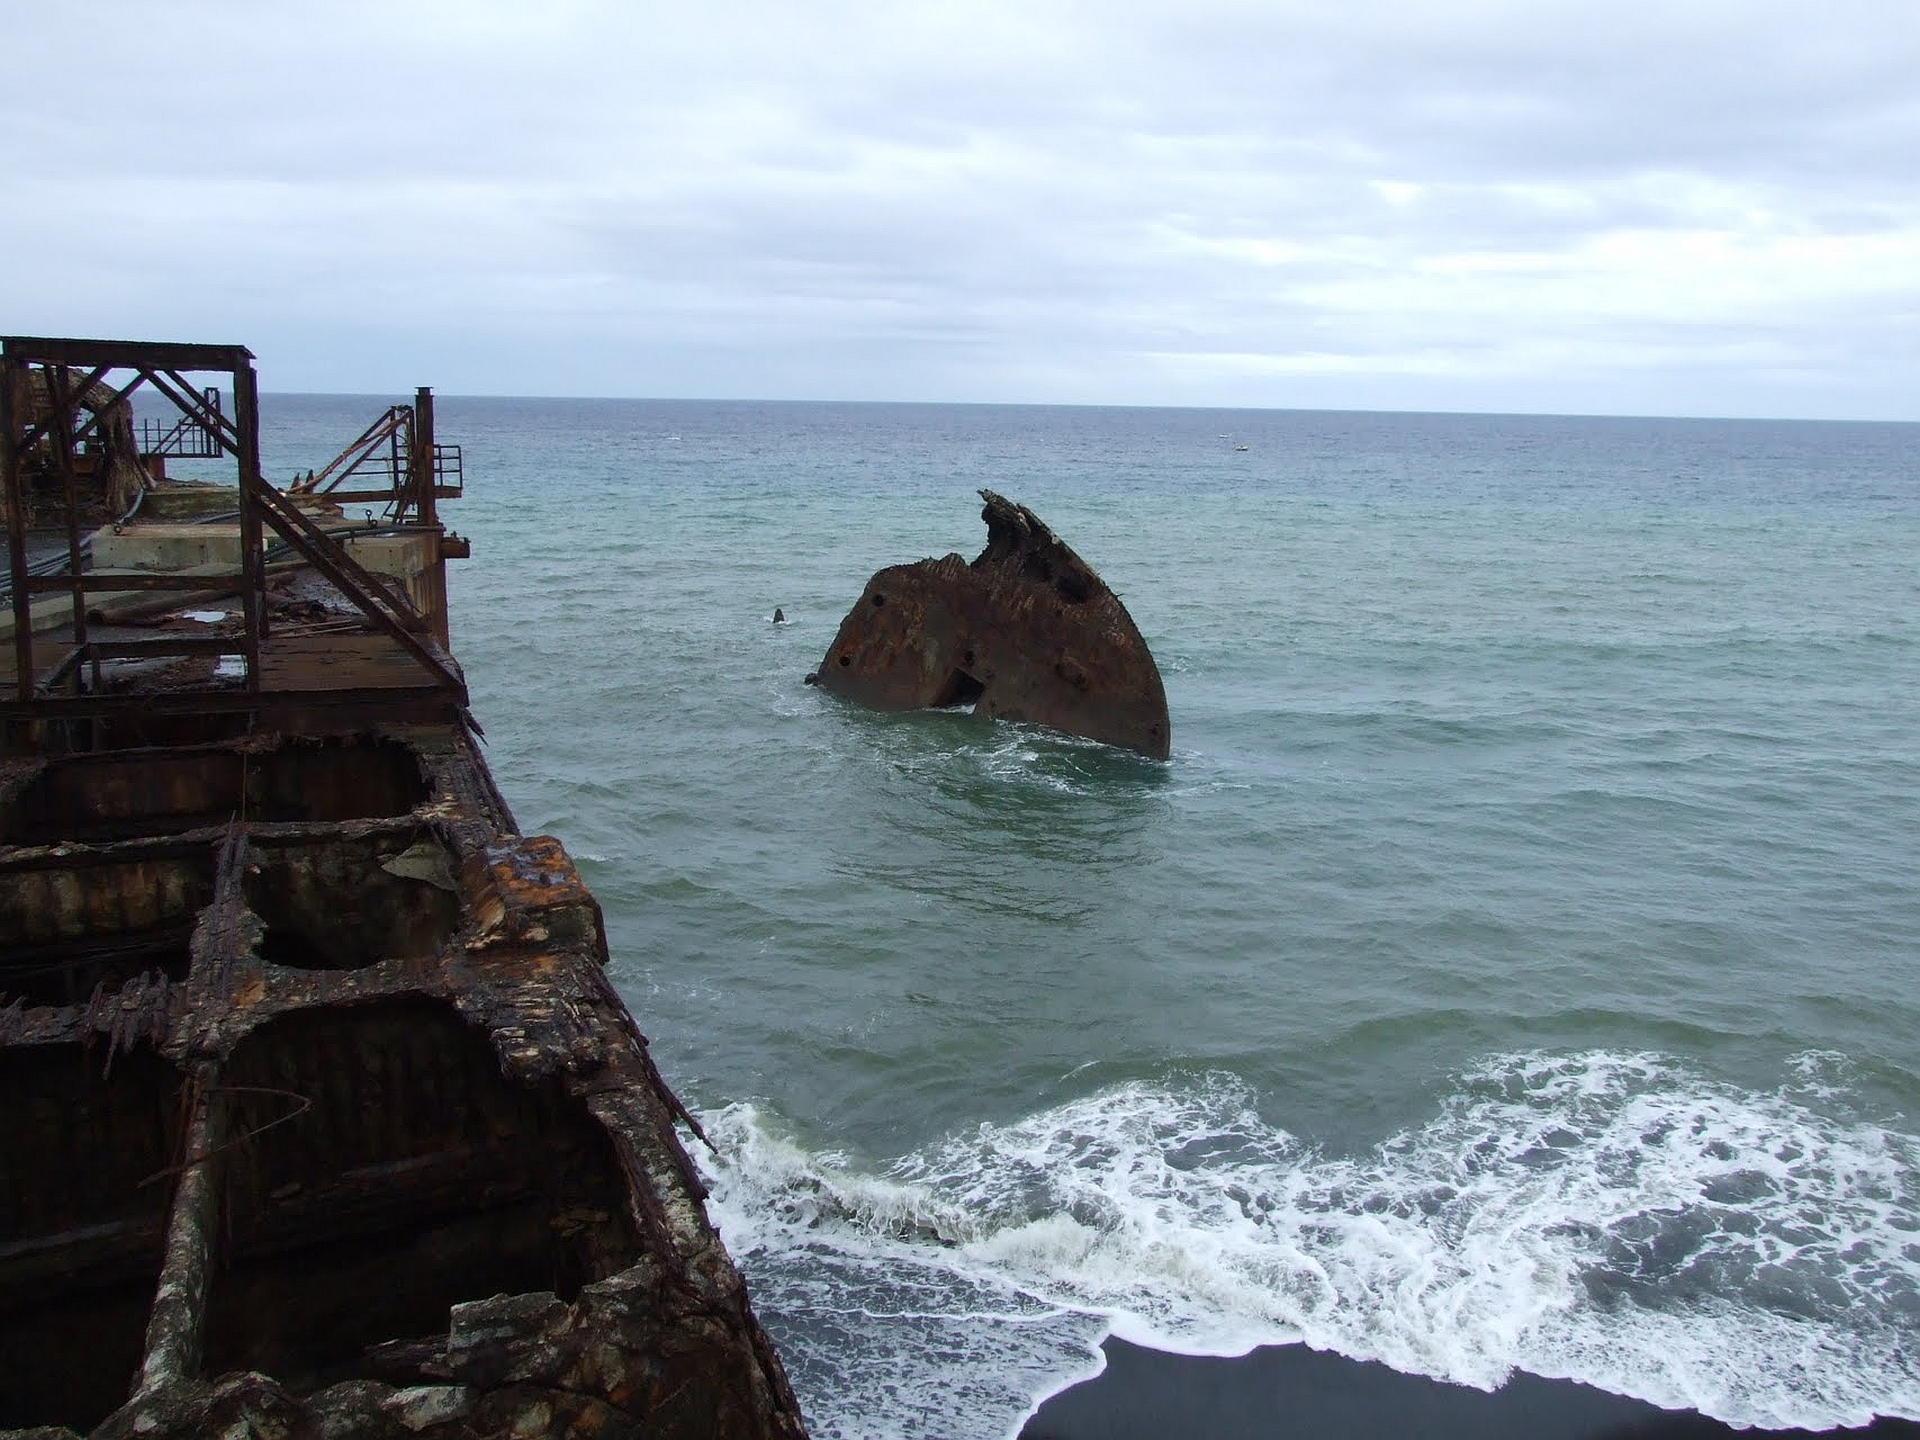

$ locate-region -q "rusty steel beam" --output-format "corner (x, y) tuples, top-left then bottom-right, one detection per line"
(139, 368), (241, 458)
(53, 370), (123, 458)
(35, 644), (85, 693)
(5, 363), (115, 461)
(0, 682), (458, 720)
(2, 337), (253, 373)
(43, 364), (113, 420)
(244, 472), (466, 699)
(135, 1071), (226, 1395)
(233, 361), (264, 692)
(19, 572), (250, 595)
(84, 636), (247, 660)
(810, 490), (1172, 759)
(17, 367), (151, 461)
(2, 354), (32, 699)
(52, 368), (90, 679)
(318, 488), (423, 504)
(308, 404), (408, 496)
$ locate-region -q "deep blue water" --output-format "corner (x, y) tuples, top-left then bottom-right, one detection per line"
(256, 396), (1920, 1438)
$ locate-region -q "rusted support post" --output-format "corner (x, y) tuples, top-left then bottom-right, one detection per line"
(51, 367), (89, 689)
(136, 1070), (228, 1394)
(414, 386), (437, 528)
(388, 418), (405, 518)
(2, 355), (34, 699)
(233, 359), (264, 689)
(414, 387), (450, 646)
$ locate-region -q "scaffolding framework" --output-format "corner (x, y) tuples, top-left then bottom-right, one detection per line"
(1, 336), (467, 740)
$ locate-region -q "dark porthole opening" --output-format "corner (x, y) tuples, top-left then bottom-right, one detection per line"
(932, 669), (986, 709)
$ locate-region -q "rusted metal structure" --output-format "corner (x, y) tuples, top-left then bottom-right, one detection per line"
(0, 338), (806, 1439)
(809, 489), (1172, 758)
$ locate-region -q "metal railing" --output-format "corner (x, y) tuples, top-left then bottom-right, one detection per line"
(294, 407), (460, 519)
(431, 442), (463, 496)
(136, 387), (224, 458)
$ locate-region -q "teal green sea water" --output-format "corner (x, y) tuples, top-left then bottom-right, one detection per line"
(264, 398), (1919, 1439)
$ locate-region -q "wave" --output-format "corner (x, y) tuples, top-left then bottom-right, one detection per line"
(698, 1051), (1920, 1440)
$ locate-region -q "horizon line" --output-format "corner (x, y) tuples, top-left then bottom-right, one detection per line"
(251, 391), (1920, 428)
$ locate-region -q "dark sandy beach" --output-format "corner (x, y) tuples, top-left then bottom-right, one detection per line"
(1021, 1339), (1920, 1440)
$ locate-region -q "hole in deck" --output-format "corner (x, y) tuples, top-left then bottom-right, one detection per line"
(86, 711), (254, 751)
(254, 737), (429, 822)
(243, 834), (460, 971)
(0, 737), (430, 847)
(201, 998), (644, 1394)
(0, 854), (211, 1007)
(1, 749), (245, 846)
(0, 1043), (182, 1432)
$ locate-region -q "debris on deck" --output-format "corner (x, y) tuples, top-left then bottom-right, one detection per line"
(0, 336), (807, 1440)
(808, 489), (1171, 759)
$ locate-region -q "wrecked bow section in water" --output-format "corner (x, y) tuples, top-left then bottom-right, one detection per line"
(0, 337), (806, 1440)
(809, 490), (1171, 759)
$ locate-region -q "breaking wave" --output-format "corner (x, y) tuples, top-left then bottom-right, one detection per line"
(699, 1051), (1920, 1440)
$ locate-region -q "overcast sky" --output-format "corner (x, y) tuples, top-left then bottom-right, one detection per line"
(7, 1), (1917, 418)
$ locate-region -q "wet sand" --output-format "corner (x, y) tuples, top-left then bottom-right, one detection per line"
(1021, 1339), (1920, 1440)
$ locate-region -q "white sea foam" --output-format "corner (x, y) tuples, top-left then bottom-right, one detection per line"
(698, 1052), (1920, 1440)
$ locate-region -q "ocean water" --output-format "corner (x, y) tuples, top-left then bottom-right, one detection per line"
(259, 396), (1919, 1437)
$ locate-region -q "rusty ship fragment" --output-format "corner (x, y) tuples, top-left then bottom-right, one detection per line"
(0, 337), (806, 1439)
(809, 489), (1171, 759)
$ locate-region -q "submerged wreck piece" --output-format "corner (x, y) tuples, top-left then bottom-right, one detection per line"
(810, 490), (1170, 759)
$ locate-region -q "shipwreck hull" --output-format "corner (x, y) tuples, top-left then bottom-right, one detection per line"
(0, 337), (806, 1440)
(0, 730), (803, 1438)
(811, 490), (1171, 759)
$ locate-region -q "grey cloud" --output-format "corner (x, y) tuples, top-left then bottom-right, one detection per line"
(5, 0), (1917, 416)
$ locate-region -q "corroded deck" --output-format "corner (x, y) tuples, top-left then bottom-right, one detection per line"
(1, 337), (808, 1439)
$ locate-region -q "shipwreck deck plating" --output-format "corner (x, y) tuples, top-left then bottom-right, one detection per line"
(0, 337), (807, 1439)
